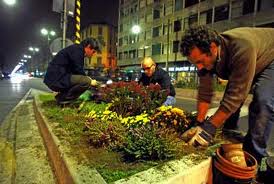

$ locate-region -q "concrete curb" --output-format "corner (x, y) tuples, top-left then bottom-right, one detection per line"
(114, 157), (212, 184)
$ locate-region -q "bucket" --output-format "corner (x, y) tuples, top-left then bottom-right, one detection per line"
(213, 147), (258, 184)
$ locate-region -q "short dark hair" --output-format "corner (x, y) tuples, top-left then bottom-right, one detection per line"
(180, 26), (221, 56)
(80, 37), (101, 52)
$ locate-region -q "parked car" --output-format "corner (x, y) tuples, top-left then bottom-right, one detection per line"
(112, 69), (142, 82)
(0, 70), (3, 80)
(85, 69), (113, 84)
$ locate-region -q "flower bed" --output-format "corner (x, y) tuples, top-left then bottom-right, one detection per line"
(39, 82), (215, 182)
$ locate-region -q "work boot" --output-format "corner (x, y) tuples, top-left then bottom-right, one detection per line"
(255, 156), (274, 184)
(55, 92), (75, 105)
(64, 84), (90, 100)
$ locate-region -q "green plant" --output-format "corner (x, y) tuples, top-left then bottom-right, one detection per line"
(84, 117), (127, 149)
(150, 106), (191, 134)
(99, 81), (167, 117)
(121, 124), (186, 161)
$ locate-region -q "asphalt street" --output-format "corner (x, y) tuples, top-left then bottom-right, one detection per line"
(0, 77), (50, 124)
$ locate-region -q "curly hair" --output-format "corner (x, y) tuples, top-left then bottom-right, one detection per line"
(81, 37), (101, 52)
(180, 25), (221, 56)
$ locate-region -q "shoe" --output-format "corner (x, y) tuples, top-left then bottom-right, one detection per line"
(222, 128), (246, 143)
(255, 156), (274, 184)
(55, 93), (75, 105)
(57, 99), (75, 105)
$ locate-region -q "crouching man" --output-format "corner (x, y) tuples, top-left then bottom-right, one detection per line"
(44, 37), (100, 104)
(139, 57), (176, 106)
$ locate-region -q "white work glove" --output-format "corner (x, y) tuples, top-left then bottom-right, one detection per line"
(182, 120), (216, 147)
(163, 96), (176, 106)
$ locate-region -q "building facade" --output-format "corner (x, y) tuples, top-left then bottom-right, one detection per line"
(117, 0), (274, 80)
(81, 23), (117, 70)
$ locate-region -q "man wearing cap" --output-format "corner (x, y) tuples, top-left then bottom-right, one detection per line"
(44, 37), (101, 104)
(139, 57), (176, 106)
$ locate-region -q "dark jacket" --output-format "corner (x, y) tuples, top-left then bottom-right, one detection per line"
(139, 66), (176, 96)
(198, 27), (274, 113)
(44, 44), (86, 91)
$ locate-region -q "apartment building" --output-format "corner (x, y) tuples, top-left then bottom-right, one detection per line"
(118, 0), (274, 80)
(81, 23), (117, 69)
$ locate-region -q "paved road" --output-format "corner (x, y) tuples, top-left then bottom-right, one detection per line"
(0, 77), (50, 124)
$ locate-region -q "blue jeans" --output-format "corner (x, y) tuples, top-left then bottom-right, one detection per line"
(244, 61), (274, 162)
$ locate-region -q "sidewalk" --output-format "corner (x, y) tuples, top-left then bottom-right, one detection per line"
(175, 88), (252, 105)
(0, 89), (55, 184)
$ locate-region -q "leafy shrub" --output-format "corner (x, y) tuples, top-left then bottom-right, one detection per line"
(121, 124), (186, 161)
(84, 117), (127, 149)
(99, 81), (167, 117)
(150, 106), (191, 134)
(121, 113), (150, 128)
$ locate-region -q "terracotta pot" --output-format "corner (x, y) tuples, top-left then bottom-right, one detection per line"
(221, 143), (247, 167)
(214, 147), (257, 180)
(222, 143), (243, 152)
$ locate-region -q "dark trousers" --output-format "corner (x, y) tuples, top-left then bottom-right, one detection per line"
(243, 61), (274, 162)
(56, 75), (92, 102)
(223, 62), (274, 163)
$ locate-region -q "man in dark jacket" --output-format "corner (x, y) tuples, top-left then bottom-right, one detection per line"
(180, 26), (274, 164)
(139, 57), (176, 106)
(44, 37), (101, 104)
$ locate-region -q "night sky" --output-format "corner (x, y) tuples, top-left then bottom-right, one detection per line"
(0, 0), (119, 72)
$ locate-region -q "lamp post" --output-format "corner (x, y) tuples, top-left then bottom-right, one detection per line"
(41, 28), (56, 45)
(28, 47), (40, 74)
(131, 25), (141, 66)
(41, 28), (56, 68)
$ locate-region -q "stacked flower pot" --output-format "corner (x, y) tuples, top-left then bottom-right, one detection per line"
(213, 143), (258, 184)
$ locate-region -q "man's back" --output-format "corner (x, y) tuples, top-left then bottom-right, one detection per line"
(44, 44), (85, 91)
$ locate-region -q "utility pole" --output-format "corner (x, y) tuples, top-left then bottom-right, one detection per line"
(75, 0), (81, 44)
(165, 19), (170, 71)
(62, 0), (68, 48)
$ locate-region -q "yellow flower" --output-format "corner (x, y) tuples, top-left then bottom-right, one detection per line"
(171, 107), (184, 116)
(173, 119), (178, 126)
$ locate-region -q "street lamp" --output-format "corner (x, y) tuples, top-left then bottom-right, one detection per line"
(20, 59), (27, 62)
(3, 0), (16, 6)
(41, 28), (56, 43)
(131, 25), (141, 34)
(23, 54), (31, 59)
(29, 47), (39, 52)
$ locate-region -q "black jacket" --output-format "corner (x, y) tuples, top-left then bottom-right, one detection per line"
(44, 44), (86, 91)
(139, 66), (176, 97)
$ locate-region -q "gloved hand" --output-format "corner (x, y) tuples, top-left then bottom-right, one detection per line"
(182, 119), (216, 147)
(163, 96), (176, 106)
(90, 79), (99, 86)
